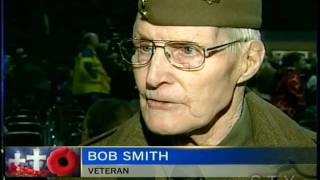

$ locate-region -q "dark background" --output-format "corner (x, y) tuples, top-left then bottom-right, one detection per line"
(5, 0), (138, 63)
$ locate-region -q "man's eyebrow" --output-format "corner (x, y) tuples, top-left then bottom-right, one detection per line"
(133, 31), (207, 46)
(133, 31), (151, 40)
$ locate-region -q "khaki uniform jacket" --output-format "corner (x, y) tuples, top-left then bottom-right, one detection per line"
(88, 90), (315, 147)
(73, 90), (317, 179)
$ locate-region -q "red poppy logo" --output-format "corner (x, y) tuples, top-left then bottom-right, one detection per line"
(46, 147), (80, 176)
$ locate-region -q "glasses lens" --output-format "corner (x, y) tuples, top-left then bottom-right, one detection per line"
(166, 42), (204, 69)
(119, 39), (154, 66)
(119, 39), (137, 64)
(119, 39), (205, 70)
(136, 40), (154, 65)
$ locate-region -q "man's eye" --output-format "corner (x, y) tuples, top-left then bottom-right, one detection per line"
(139, 44), (153, 53)
(179, 46), (199, 56)
(182, 46), (195, 54)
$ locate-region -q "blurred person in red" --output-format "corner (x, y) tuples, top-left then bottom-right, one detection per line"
(271, 52), (308, 119)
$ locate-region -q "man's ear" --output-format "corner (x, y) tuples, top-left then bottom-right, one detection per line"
(237, 40), (265, 84)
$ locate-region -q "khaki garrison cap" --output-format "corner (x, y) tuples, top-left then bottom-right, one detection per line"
(138, 0), (262, 29)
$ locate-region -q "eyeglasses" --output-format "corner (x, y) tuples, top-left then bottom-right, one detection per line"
(118, 38), (247, 71)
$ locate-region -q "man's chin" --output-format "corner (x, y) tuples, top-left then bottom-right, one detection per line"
(144, 118), (187, 136)
(148, 127), (180, 136)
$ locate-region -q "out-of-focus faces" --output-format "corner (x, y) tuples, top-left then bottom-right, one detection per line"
(132, 17), (243, 135)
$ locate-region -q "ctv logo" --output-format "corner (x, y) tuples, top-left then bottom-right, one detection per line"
(5, 147), (80, 177)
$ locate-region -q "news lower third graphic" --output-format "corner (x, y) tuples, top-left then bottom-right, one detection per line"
(5, 147), (80, 177)
(81, 147), (316, 178)
(4, 147), (316, 178)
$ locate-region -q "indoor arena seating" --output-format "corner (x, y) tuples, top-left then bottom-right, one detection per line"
(4, 108), (45, 146)
(46, 96), (86, 146)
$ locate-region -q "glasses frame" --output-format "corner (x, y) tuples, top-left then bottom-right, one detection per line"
(118, 38), (247, 71)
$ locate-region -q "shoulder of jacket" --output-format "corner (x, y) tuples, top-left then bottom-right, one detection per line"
(80, 127), (117, 146)
(245, 89), (316, 146)
(80, 112), (142, 146)
(299, 127), (317, 144)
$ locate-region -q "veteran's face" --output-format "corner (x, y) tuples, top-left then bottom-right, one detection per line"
(132, 17), (242, 135)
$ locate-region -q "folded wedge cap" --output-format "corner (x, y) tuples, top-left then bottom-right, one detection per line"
(138, 0), (262, 29)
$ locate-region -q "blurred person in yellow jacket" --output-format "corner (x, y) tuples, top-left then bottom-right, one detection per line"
(71, 32), (111, 111)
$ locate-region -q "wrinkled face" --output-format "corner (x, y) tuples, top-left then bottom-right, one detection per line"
(133, 17), (243, 135)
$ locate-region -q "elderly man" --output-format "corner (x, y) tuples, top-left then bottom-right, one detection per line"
(74, 0), (317, 179)
(87, 0), (315, 148)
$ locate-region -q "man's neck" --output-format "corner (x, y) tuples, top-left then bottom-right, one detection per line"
(189, 87), (245, 146)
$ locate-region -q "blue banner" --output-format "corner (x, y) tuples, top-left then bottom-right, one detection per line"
(82, 147), (316, 165)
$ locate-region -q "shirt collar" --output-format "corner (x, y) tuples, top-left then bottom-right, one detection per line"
(218, 90), (253, 146)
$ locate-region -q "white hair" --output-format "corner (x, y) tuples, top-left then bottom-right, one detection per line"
(216, 28), (263, 55)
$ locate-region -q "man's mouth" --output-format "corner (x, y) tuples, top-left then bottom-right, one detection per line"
(146, 98), (179, 109)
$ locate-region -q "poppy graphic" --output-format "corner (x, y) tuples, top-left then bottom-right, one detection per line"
(46, 147), (79, 176)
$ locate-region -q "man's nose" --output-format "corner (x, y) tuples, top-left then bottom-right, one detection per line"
(146, 48), (175, 89)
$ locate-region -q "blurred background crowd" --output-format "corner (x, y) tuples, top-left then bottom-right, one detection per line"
(2, 0), (317, 146)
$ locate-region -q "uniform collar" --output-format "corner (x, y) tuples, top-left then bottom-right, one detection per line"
(218, 89), (253, 146)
